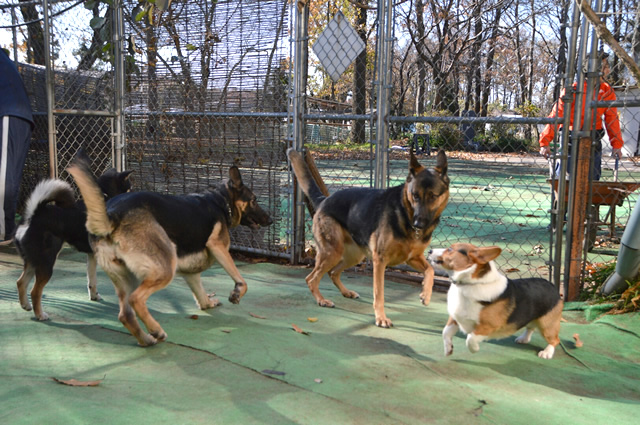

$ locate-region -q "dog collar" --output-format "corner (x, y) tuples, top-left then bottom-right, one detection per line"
(226, 202), (233, 224)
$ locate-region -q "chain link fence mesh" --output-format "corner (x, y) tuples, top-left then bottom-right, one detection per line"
(3, 0), (640, 294)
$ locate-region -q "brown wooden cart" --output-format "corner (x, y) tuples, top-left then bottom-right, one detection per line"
(550, 179), (640, 238)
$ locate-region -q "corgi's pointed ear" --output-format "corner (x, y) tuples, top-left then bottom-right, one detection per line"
(122, 170), (133, 180)
(409, 150), (424, 176)
(434, 149), (447, 177)
(469, 246), (501, 265)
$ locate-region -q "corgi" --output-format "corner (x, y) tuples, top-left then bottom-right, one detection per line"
(428, 243), (562, 359)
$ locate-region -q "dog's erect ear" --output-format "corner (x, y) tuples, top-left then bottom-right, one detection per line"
(409, 150), (424, 177)
(121, 170), (133, 180)
(229, 165), (244, 188)
(434, 149), (448, 177)
(469, 246), (501, 265)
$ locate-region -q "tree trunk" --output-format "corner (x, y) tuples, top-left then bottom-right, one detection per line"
(18, 0), (45, 65)
(481, 7), (501, 117)
(351, 4), (367, 144)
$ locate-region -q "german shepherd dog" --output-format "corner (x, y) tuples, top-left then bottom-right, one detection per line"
(14, 168), (132, 321)
(67, 156), (273, 346)
(286, 148), (449, 328)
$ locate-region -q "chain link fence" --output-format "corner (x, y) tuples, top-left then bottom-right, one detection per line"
(3, 0), (640, 297)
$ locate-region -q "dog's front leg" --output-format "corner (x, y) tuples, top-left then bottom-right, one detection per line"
(372, 256), (392, 328)
(210, 244), (247, 304)
(86, 253), (102, 301)
(181, 272), (221, 309)
(406, 255), (434, 306)
(442, 317), (459, 356)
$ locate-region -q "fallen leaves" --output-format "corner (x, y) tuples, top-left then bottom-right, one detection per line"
(292, 323), (309, 335)
(52, 377), (102, 387)
(249, 312), (267, 319)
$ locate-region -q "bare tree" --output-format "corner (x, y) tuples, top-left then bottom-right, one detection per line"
(18, 0), (45, 64)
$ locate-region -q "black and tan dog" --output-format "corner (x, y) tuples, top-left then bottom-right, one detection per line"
(14, 168), (132, 321)
(67, 157), (272, 346)
(429, 243), (563, 359)
(287, 148), (449, 328)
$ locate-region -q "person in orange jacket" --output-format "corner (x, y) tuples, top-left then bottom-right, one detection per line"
(539, 53), (623, 181)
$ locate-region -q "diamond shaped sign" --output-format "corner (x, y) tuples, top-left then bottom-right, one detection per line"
(312, 12), (366, 83)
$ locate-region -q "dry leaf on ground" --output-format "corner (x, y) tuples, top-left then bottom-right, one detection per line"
(292, 323), (309, 335)
(52, 377), (102, 387)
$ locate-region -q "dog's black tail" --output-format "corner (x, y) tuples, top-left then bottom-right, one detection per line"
(66, 156), (113, 237)
(21, 179), (76, 225)
(286, 148), (327, 210)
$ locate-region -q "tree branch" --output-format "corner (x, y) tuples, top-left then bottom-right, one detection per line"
(576, 0), (640, 84)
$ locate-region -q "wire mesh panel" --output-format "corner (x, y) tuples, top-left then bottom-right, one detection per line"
(122, 0), (291, 256)
(296, 1), (640, 295)
(1, 0), (118, 210)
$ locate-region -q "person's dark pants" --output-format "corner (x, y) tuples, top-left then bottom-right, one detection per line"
(554, 129), (604, 181)
(0, 116), (32, 240)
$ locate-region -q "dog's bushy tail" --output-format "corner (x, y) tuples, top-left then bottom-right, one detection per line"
(66, 159), (113, 237)
(21, 179), (76, 225)
(286, 148), (326, 209)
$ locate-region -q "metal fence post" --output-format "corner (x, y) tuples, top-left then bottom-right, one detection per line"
(113, 0), (125, 172)
(291, 1), (309, 264)
(374, 0), (393, 189)
(42, 0), (56, 178)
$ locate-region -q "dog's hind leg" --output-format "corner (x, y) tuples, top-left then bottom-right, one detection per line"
(17, 263), (35, 312)
(181, 273), (221, 309)
(30, 267), (54, 321)
(128, 278), (171, 343)
(306, 245), (345, 308)
(534, 301), (563, 359)
(328, 244), (363, 300)
(86, 253), (102, 301)
(306, 215), (346, 307)
(515, 326), (535, 344)
(407, 255), (434, 306)
(113, 282), (158, 347)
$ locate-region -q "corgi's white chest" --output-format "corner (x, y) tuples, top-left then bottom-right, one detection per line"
(447, 285), (483, 334)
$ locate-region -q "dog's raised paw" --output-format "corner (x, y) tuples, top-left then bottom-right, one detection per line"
(443, 337), (454, 356)
(228, 292), (241, 304)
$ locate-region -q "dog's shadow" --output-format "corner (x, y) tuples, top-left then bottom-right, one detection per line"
(451, 339), (639, 402)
